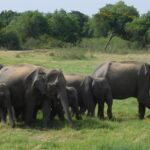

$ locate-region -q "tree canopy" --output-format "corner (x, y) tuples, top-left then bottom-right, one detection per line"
(0, 1), (150, 50)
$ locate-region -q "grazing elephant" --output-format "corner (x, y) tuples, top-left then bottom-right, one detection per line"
(81, 76), (113, 119)
(92, 61), (150, 119)
(0, 64), (73, 128)
(50, 86), (82, 121)
(0, 83), (15, 127)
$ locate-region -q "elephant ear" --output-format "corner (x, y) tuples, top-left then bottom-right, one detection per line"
(138, 63), (150, 77)
(24, 68), (45, 90)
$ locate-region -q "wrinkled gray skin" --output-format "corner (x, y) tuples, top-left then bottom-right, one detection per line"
(50, 86), (82, 121)
(0, 83), (15, 128)
(92, 61), (150, 119)
(0, 64), (73, 128)
(81, 76), (113, 119)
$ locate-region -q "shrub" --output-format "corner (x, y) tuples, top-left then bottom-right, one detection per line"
(0, 31), (20, 50)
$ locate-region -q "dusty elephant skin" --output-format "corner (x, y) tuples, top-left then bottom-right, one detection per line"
(92, 61), (150, 119)
(0, 64), (73, 128)
(0, 83), (15, 128)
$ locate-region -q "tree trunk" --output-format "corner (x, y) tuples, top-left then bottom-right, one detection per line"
(104, 32), (115, 52)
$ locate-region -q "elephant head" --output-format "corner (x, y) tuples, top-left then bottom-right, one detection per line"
(24, 68), (47, 96)
(80, 76), (97, 116)
(46, 69), (74, 127)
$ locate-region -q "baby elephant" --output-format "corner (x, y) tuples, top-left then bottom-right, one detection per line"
(51, 86), (82, 121)
(81, 76), (113, 119)
(0, 83), (15, 128)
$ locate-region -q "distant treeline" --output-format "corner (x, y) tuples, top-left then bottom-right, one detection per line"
(0, 1), (150, 50)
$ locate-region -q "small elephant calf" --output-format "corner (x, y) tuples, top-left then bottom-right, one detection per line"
(50, 86), (82, 121)
(0, 83), (15, 128)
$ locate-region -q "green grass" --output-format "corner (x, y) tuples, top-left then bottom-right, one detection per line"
(0, 49), (150, 149)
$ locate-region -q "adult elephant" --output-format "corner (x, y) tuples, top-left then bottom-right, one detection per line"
(92, 61), (150, 119)
(65, 74), (112, 118)
(0, 64), (73, 128)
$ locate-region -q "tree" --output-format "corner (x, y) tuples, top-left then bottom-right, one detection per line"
(47, 10), (80, 43)
(126, 11), (150, 48)
(93, 1), (139, 50)
(0, 30), (20, 50)
(5, 11), (49, 42)
(68, 11), (89, 37)
(0, 10), (18, 29)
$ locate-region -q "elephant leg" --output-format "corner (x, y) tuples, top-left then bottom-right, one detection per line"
(87, 101), (96, 117)
(57, 108), (65, 121)
(7, 106), (15, 128)
(0, 107), (7, 124)
(50, 108), (57, 121)
(79, 105), (86, 115)
(33, 107), (38, 123)
(42, 100), (51, 128)
(106, 95), (113, 119)
(138, 102), (145, 119)
(25, 104), (35, 127)
(98, 100), (104, 119)
(71, 105), (82, 120)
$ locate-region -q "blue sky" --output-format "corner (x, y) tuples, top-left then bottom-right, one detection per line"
(0, 0), (149, 16)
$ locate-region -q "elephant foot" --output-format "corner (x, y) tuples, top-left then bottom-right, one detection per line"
(108, 115), (113, 120)
(98, 115), (105, 120)
(139, 115), (144, 120)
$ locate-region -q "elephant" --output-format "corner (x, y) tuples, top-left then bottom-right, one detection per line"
(0, 64), (74, 128)
(92, 61), (150, 119)
(65, 74), (112, 118)
(65, 74), (90, 115)
(81, 76), (113, 119)
(0, 83), (15, 127)
(50, 86), (82, 121)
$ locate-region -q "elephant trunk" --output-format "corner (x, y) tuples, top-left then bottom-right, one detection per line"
(58, 89), (75, 128)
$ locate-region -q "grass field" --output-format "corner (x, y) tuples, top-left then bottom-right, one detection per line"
(0, 49), (150, 150)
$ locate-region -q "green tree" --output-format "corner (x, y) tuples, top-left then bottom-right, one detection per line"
(126, 11), (150, 48)
(68, 11), (89, 37)
(0, 10), (18, 29)
(6, 11), (49, 42)
(93, 1), (139, 50)
(0, 30), (20, 49)
(47, 10), (80, 43)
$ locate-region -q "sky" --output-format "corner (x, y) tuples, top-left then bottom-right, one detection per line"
(0, 0), (150, 16)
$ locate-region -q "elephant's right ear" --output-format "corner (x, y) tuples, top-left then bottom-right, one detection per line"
(80, 76), (93, 94)
(138, 63), (150, 77)
(24, 70), (38, 89)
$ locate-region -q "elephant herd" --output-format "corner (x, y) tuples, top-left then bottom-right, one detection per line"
(0, 61), (150, 128)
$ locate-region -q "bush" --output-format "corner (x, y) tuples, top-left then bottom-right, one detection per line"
(0, 31), (20, 50)
(78, 37), (142, 53)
